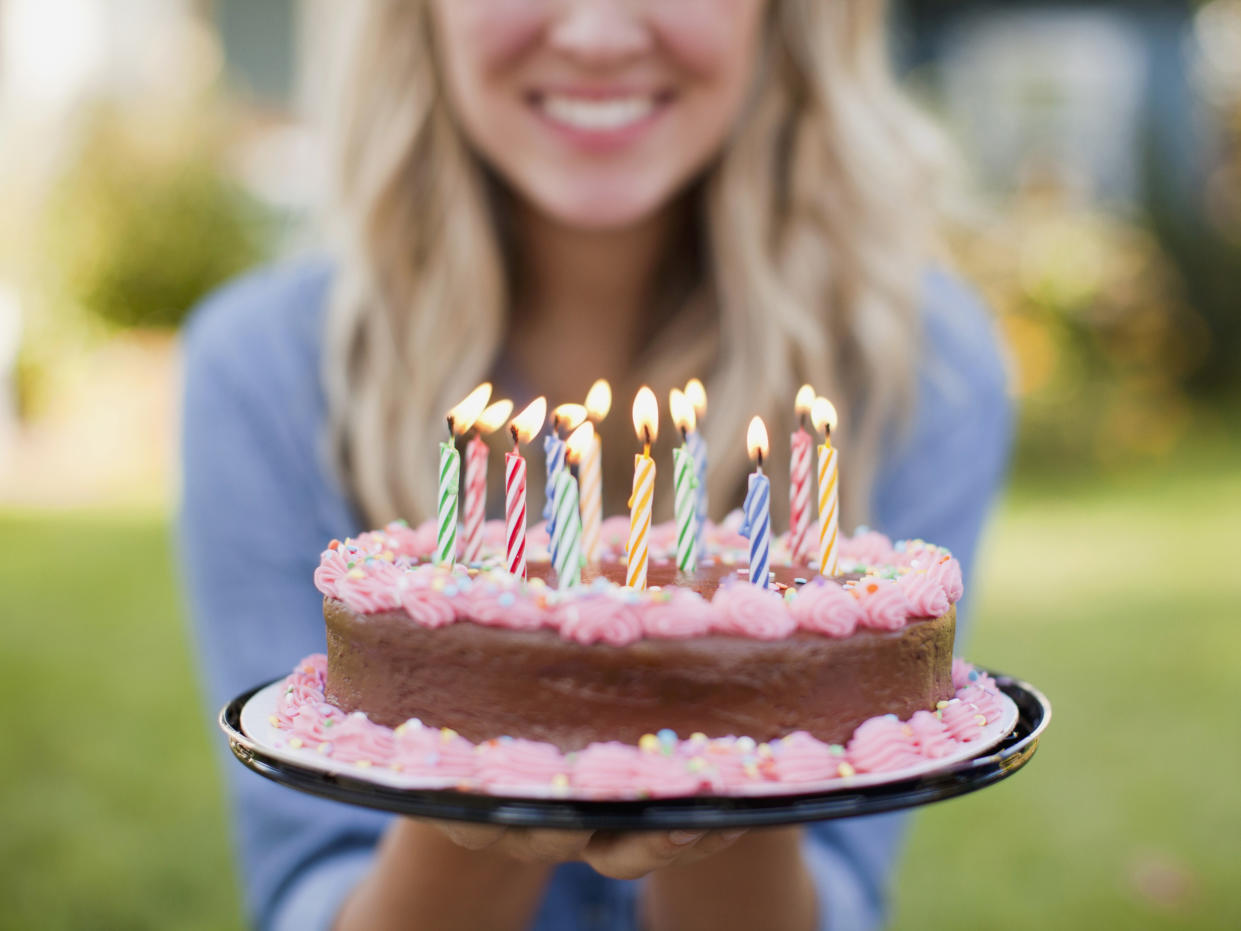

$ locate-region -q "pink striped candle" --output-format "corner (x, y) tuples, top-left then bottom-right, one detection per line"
(789, 385), (816, 565)
(463, 434), (487, 563)
(504, 451), (527, 579)
(504, 397), (547, 581)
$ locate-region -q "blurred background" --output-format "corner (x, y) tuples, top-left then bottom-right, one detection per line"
(1, 0), (1237, 928)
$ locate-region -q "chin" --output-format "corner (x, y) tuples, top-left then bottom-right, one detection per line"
(524, 176), (680, 233)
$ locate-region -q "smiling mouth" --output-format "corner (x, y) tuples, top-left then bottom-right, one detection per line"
(531, 91), (673, 133)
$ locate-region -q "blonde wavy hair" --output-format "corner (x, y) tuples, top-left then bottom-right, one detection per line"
(323, 0), (947, 530)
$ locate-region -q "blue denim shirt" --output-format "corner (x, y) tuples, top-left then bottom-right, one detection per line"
(178, 259), (1011, 931)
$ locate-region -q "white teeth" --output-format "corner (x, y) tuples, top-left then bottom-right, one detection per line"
(540, 95), (656, 131)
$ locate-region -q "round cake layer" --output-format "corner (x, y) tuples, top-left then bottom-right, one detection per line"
(324, 597), (955, 751)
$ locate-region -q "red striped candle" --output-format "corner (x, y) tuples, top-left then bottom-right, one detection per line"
(463, 435), (488, 563)
(505, 397), (547, 580)
(504, 451), (527, 579)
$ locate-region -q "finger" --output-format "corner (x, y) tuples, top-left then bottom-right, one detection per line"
(583, 830), (705, 880)
(500, 828), (595, 863)
(436, 821), (508, 851)
(663, 828), (749, 866)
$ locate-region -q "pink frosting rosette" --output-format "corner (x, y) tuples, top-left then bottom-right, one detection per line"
(789, 580), (864, 637)
(957, 684), (1003, 723)
(633, 750), (705, 797)
(391, 724), (477, 779)
(571, 742), (644, 796)
(852, 578), (914, 631)
(711, 582), (796, 640)
(771, 732), (844, 783)
(939, 699), (988, 742)
(641, 589), (716, 639)
(847, 715), (923, 773)
(328, 712), (397, 765)
(474, 738), (567, 789)
(929, 556), (964, 602)
(459, 582), (544, 631)
(335, 560), (404, 614)
(288, 702), (346, 746)
(598, 515), (632, 554)
(907, 709), (956, 759)
(840, 530), (894, 567)
(555, 596), (644, 646)
(313, 548), (351, 598)
(897, 571), (950, 618)
(398, 579), (457, 628)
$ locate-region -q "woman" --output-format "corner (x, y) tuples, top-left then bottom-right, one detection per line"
(181, 2), (1011, 929)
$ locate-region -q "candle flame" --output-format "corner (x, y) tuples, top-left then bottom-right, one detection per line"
(795, 384), (816, 416)
(553, 403), (588, 433)
(684, 378), (707, 418)
(474, 399), (514, 435)
(447, 383), (492, 435)
(584, 379), (612, 421)
(565, 421), (596, 464)
(669, 387), (696, 434)
(632, 386), (659, 447)
(509, 397), (547, 445)
(747, 416), (769, 463)
(811, 396), (838, 435)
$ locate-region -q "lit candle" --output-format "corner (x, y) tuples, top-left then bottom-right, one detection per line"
(463, 398), (512, 564)
(556, 423), (594, 589)
(440, 383), (492, 565)
(812, 396), (840, 577)
(626, 387), (659, 590)
(505, 397), (547, 580)
(581, 379), (611, 562)
(684, 378), (709, 557)
(789, 384), (816, 565)
(740, 416), (771, 588)
(546, 403), (587, 569)
(669, 388), (699, 574)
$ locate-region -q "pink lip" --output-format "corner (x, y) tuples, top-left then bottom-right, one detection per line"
(527, 88), (674, 155)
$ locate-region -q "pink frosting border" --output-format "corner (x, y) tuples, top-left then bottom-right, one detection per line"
(267, 654), (1007, 799)
(314, 518), (963, 645)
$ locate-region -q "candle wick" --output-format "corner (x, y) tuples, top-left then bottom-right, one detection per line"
(757, 449), (765, 470)
(643, 425), (652, 448)
(446, 415), (455, 437)
(510, 423), (519, 450)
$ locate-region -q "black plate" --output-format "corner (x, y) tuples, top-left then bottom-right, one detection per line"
(220, 671), (1050, 831)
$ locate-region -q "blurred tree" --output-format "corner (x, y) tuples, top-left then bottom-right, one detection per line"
(40, 104), (272, 331)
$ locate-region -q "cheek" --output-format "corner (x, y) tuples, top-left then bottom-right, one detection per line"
(433, 0), (547, 100)
(651, 0), (768, 79)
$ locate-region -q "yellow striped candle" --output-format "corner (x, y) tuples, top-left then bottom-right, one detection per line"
(626, 387), (659, 590)
(812, 396), (840, 576)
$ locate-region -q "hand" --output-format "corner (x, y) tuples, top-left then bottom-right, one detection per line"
(435, 822), (749, 880)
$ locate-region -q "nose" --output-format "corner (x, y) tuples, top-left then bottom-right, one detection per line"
(547, 0), (652, 65)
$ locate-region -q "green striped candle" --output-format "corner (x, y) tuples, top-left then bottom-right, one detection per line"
(551, 468), (583, 588)
(673, 444), (698, 573)
(436, 439), (460, 565)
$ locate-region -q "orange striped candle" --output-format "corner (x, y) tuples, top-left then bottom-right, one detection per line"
(626, 387), (659, 590)
(812, 397), (840, 576)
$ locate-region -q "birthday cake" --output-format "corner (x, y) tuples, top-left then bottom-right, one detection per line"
(283, 516), (1009, 797)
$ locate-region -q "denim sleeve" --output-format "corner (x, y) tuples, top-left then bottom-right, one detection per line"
(177, 272), (390, 931)
(800, 270), (1014, 931)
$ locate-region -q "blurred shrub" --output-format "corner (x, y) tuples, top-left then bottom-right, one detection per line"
(951, 184), (1206, 474)
(41, 105), (272, 330)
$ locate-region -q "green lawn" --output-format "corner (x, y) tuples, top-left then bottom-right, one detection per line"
(1, 450), (1238, 930)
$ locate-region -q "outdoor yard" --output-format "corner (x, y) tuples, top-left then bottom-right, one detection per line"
(2, 442), (1238, 930)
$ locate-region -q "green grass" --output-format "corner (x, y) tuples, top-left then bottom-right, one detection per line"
(1, 448), (1238, 930)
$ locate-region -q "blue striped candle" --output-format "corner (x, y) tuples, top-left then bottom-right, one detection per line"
(543, 433), (565, 556)
(686, 428), (708, 557)
(740, 471), (770, 588)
